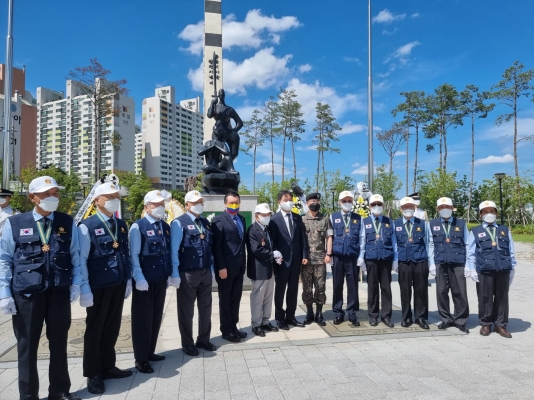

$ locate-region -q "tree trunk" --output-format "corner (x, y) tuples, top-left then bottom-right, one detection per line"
(468, 115), (474, 223)
(413, 124), (419, 192)
(316, 148), (320, 191)
(93, 96), (100, 181)
(513, 97), (521, 209)
(270, 134), (274, 186)
(389, 155), (393, 175)
(282, 133), (286, 182)
(439, 126), (443, 170)
(405, 131), (409, 196)
(292, 137), (297, 180)
(253, 145), (257, 195)
(321, 151), (326, 196)
(443, 123), (448, 174)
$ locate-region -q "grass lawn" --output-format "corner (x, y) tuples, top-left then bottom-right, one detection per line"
(512, 234), (534, 244)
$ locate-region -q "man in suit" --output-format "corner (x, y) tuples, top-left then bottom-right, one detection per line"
(212, 190), (247, 343)
(269, 190), (309, 330)
(246, 203), (280, 337)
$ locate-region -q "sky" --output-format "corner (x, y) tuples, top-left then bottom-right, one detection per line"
(1, 0), (534, 194)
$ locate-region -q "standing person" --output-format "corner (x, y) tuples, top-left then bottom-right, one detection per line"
(357, 194), (396, 328)
(171, 190), (216, 356)
(330, 190), (362, 326)
(269, 190), (309, 330)
(212, 190), (247, 343)
(301, 192), (332, 326)
(0, 188), (18, 236)
(246, 203), (279, 337)
(409, 192), (431, 287)
(0, 176), (81, 400)
(129, 190), (179, 374)
(467, 201), (517, 338)
(429, 197), (470, 333)
(394, 197), (431, 329)
(78, 182), (132, 395)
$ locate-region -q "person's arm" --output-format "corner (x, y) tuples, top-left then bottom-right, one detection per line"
(212, 218), (226, 272)
(428, 224), (435, 267)
(300, 217), (309, 262)
(325, 218), (333, 263)
(508, 229), (517, 270)
(128, 223), (145, 283)
(77, 224), (92, 295)
(392, 227), (398, 262)
(248, 229), (273, 261)
(358, 222), (366, 261)
(69, 220), (82, 286)
(170, 219), (183, 278)
(463, 222), (470, 266)
(424, 222), (431, 260)
(466, 231), (476, 270)
(0, 219), (15, 299)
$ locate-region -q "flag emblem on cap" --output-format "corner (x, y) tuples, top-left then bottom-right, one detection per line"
(45, 178), (51, 184)
(194, 191), (199, 195)
(157, 192), (161, 196)
(110, 184), (116, 189)
(484, 201), (489, 206)
(442, 198), (447, 203)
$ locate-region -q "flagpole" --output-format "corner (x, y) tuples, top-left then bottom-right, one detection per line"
(2, 0), (14, 189)
(367, 0), (374, 191)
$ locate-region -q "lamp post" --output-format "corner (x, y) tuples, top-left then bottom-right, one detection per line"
(494, 173), (505, 225)
(330, 187), (336, 213)
(81, 178), (89, 198)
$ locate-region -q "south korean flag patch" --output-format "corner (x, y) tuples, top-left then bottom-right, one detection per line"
(433, 226), (441, 231)
(396, 227), (402, 231)
(478, 232), (486, 238)
(365, 224), (372, 229)
(147, 230), (155, 237)
(187, 225), (196, 230)
(20, 228), (33, 236)
(95, 228), (105, 236)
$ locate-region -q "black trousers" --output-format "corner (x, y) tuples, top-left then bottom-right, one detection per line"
(398, 261), (429, 321)
(477, 271), (510, 327)
(366, 259), (393, 319)
(332, 255), (359, 319)
(177, 268), (212, 347)
(436, 263), (469, 325)
(274, 260), (301, 321)
(217, 272), (244, 335)
(83, 282), (126, 377)
(131, 279), (167, 363)
(13, 288), (71, 400)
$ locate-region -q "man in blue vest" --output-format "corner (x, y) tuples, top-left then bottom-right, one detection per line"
(78, 182), (132, 394)
(330, 190), (362, 326)
(171, 190), (216, 356)
(357, 193), (396, 328)
(467, 200), (517, 338)
(394, 197), (431, 329)
(0, 176), (82, 400)
(129, 190), (179, 373)
(428, 197), (470, 333)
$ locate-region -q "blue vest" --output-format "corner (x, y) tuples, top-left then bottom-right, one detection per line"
(136, 217), (171, 283)
(331, 211), (361, 257)
(177, 214), (213, 271)
(363, 216), (394, 261)
(471, 224), (513, 273)
(80, 214), (130, 289)
(10, 211), (73, 295)
(429, 218), (466, 264)
(394, 217), (428, 263)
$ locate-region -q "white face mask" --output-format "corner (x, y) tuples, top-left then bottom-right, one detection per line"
(439, 209), (453, 219)
(483, 213), (497, 224)
(414, 200), (421, 206)
(340, 202), (353, 212)
(0, 198), (7, 206)
(150, 206), (166, 219)
(371, 205), (383, 216)
(190, 204), (204, 215)
(280, 201), (293, 211)
(104, 198), (120, 213)
(258, 216), (271, 226)
(402, 209), (415, 218)
(39, 196), (59, 212)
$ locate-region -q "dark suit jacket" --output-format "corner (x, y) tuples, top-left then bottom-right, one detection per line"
(246, 222), (275, 281)
(269, 211), (309, 269)
(212, 211), (246, 275)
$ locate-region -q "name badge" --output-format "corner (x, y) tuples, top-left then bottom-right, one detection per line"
(147, 230), (155, 236)
(20, 228), (33, 236)
(396, 227), (402, 231)
(478, 232), (486, 238)
(334, 219), (341, 223)
(365, 224), (372, 229)
(95, 228), (105, 236)
(187, 225), (196, 230)
(433, 226), (440, 231)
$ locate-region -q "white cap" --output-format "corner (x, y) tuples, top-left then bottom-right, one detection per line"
(29, 176), (64, 193)
(399, 197), (415, 206)
(144, 190), (166, 205)
(255, 203), (271, 214)
(184, 190), (203, 203)
(338, 190), (354, 201)
(369, 194), (384, 204)
(479, 200), (497, 211)
(437, 197), (453, 206)
(93, 182), (120, 200)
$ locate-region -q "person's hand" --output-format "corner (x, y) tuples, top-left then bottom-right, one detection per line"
(360, 263), (367, 272)
(470, 270), (479, 283)
(125, 279), (133, 299)
(136, 279), (149, 291)
(211, 96), (219, 105)
(357, 258), (365, 267)
(80, 293), (94, 308)
(275, 258), (283, 265)
(219, 268), (228, 279)
(70, 284), (81, 303)
(302, 259), (309, 265)
(324, 255), (331, 264)
(509, 270), (515, 286)
(392, 261), (399, 272)
(0, 297), (16, 315)
(464, 266), (471, 278)
(169, 277), (181, 288)
(429, 264), (436, 277)
(273, 250), (282, 259)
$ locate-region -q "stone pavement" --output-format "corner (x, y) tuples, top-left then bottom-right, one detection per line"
(0, 243), (533, 399)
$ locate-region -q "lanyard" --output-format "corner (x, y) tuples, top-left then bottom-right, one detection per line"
(96, 212), (119, 248)
(405, 220), (413, 242)
(442, 221), (451, 242)
(342, 213), (351, 233)
(372, 217), (382, 239)
(36, 218), (53, 252)
(194, 218), (205, 240)
(485, 225), (497, 246)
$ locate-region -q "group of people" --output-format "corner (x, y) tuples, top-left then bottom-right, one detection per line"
(0, 176), (518, 400)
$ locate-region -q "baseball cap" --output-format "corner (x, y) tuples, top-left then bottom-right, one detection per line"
(185, 190), (203, 202)
(437, 197), (453, 206)
(369, 194), (384, 204)
(144, 190), (167, 205)
(93, 181), (120, 200)
(399, 197), (415, 206)
(29, 176), (64, 193)
(479, 200), (497, 211)
(255, 203), (271, 214)
(338, 190), (354, 201)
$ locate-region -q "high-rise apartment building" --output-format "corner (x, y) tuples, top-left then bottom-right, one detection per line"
(141, 86), (203, 190)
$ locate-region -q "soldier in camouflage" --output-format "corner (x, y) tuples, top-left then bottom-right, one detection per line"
(301, 193), (333, 326)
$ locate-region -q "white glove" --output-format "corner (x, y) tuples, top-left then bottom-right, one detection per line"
(392, 261), (399, 272)
(0, 297), (17, 315)
(357, 258), (365, 267)
(470, 270), (479, 283)
(429, 264), (436, 277)
(273, 250), (283, 259)
(360, 262), (367, 272)
(80, 293), (94, 307)
(70, 284), (81, 302)
(169, 277), (181, 288)
(275, 257), (283, 265)
(125, 279), (132, 299)
(509, 270), (515, 286)
(464, 266), (471, 278)
(135, 279), (149, 291)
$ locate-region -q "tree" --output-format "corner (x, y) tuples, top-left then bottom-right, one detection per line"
(278, 89), (305, 181)
(302, 170), (355, 215)
(417, 169), (458, 219)
(241, 109), (266, 194)
(376, 123), (405, 174)
(312, 103), (341, 195)
(261, 97), (282, 187)
(68, 58), (128, 181)
(372, 165), (403, 217)
(115, 171), (154, 221)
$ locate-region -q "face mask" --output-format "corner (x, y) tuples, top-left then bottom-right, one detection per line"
(402, 209), (415, 218)
(309, 203), (320, 212)
(280, 201), (293, 211)
(371, 205), (383, 215)
(0, 198), (7, 206)
(439, 209), (453, 219)
(150, 206), (166, 219)
(190, 204), (204, 215)
(226, 203), (240, 215)
(340, 202), (353, 212)
(39, 196), (59, 212)
(483, 213), (497, 224)
(104, 198), (120, 213)
(258, 216), (271, 226)
(414, 200), (421, 206)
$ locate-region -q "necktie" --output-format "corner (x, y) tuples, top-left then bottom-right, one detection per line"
(286, 213), (293, 238)
(233, 215), (243, 239)
(108, 218), (116, 232)
(43, 217), (49, 230)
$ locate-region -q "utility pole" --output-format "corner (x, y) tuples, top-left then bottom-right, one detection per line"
(2, 0), (14, 189)
(367, 0), (374, 191)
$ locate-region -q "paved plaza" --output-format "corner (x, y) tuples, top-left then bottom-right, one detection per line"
(0, 243), (533, 399)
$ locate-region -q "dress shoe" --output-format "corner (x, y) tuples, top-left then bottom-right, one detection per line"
(135, 361), (154, 374)
(195, 341), (217, 351)
(304, 304), (315, 324)
(87, 375), (105, 394)
(454, 324), (469, 334)
(438, 321), (453, 330)
(416, 318), (429, 330)
(495, 326), (512, 338)
(315, 304), (326, 326)
(479, 325), (491, 336)
(381, 318), (394, 328)
(349, 318), (360, 327)
(400, 319), (412, 328)
(102, 366), (133, 379)
(182, 345), (199, 356)
(48, 393), (81, 400)
(286, 317), (305, 327)
(277, 320), (289, 330)
(333, 317), (344, 325)
(233, 328), (248, 338)
(261, 323), (279, 332)
(369, 318), (379, 327)
(149, 353), (165, 361)
(222, 332), (241, 343)
(252, 326), (266, 337)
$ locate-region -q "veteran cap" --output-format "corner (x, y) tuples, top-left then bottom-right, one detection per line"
(479, 200), (497, 212)
(437, 197), (453, 206)
(255, 203), (271, 214)
(185, 190), (203, 203)
(338, 190), (354, 201)
(144, 190), (167, 205)
(93, 181), (120, 200)
(306, 192), (321, 201)
(29, 176), (65, 193)
(369, 194), (384, 204)
(400, 197), (416, 206)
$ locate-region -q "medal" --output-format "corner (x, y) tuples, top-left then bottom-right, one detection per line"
(408, 238), (413, 242)
(261, 239), (265, 246)
(42, 244), (50, 252)
(95, 212), (120, 251)
(486, 226), (498, 248)
(113, 241), (119, 248)
(492, 241), (497, 246)
(376, 234), (380, 239)
(446, 238), (450, 243)
(158, 230), (162, 235)
(200, 234), (205, 240)
(345, 228), (349, 233)
(36, 218), (53, 255)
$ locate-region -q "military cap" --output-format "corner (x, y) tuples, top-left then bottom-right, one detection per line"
(408, 192), (421, 198)
(0, 188), (14, 196)
(306, 192), (322, 201)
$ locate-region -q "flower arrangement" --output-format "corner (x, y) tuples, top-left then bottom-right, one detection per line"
(353, 196), (370, 218)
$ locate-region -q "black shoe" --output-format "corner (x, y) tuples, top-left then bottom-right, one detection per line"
(149, 353), (165, 361)
(195, 341), (217, 352)
(252, 326), (266, 337)
(381, 318), (394, 328)
(369, 318), (379, 327)
(87, 376), (105, 394)
(102, 366), (133, 380)
(416, 318), (429, 330)
(222, 332), (241, 343)
(333, 317), (344, 325)
(135, 361), (154, 374)
(401, 319), (412, 328)
(349, 318), (360, 327)
(182, 345), (199, 356)
(304, 304), (315, 325)
(277, 320), (289, 330)
(454, 324), (469, 334)
(438, 321), (453, 330)
(233, 328), (248, 338)
(48, 393), (82, 400)
(261, 323), (279, 332)
(285, 317), (305, 327)
(315, 304), (326, 326)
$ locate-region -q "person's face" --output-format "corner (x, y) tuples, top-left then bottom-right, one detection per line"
(306, 199), (320, 207)
(0, 195), (11, 207)
(95, 192), (120, 207)
(186, 198), (204, 212)
(400, 204), (416, 211)
(145, 200), (165, 214)
(218, 89), (225, 100)
(30, 188), (59, 206)
(255, 212), (270, 221)
(279, 194), (292, 204)
(339, 196), (353, 206)
(225, 195), (240, 207)
(480, 207), (498, 217)
(370, 201), (383, 208)
(437, 204), (454, 212)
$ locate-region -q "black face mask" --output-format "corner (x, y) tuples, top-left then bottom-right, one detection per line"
(309, 203), (320, 212)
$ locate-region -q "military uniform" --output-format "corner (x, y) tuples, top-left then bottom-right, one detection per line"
(0, 188), (18, 237)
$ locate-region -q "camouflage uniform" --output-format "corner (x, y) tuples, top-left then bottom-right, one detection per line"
(301, 211), (333, 305)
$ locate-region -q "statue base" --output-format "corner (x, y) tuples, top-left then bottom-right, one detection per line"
(202, 172), (240, 194)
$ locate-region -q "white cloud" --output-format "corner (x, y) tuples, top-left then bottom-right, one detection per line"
(299, 64), (312, 73)
(339, 122), (366, 135)
(483, 116), (534, 141)
(256, 162), (283, 175)
(474, 154), (514, 165)
(411, 13), (420, 18)
(382, 28), (398, 35)
(372, 9), (406, 24)
(296, 144), (317, 151)
(395, 151), (406, 157)
(343, 57), (361, 64)
(351, 163), (369, 176)
(393, 41), (421, 58)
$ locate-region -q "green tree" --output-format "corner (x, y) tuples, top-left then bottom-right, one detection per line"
(278, 89), (305, 181)
(417, 169), (458, 219)
(255, 178), (298, 210)
(241, 109), (266, 194)
(372, 165), (403, 217)
(376, 123), (405, 174)
(115, 171), (154, 221)
(302, 170), (355, 215)
(261, 97), (282, 187)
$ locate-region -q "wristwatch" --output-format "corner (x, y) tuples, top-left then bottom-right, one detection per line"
(326, 253), (333, 257)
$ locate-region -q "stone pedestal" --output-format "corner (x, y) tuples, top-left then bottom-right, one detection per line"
(203, 172), (240, 194)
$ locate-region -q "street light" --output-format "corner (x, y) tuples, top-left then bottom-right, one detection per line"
(81, 178), (89, 198)
(494, 173), (506, 225)
(330, 187), (336, 212)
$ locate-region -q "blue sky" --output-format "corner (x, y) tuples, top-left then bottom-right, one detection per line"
(2, 0), (534, 193)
